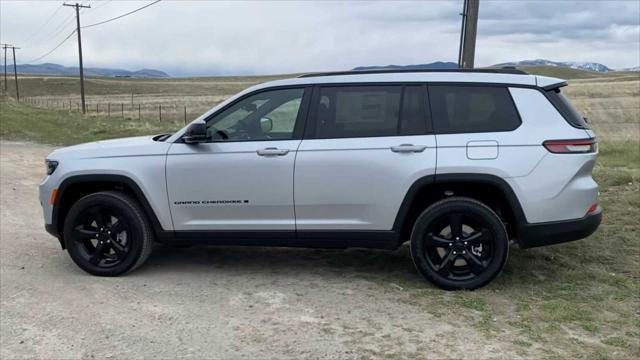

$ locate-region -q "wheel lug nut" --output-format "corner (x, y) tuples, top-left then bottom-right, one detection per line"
(462, 251), (466, 254)
(456, 237), (459, 240)
(464, 242), (467, 245)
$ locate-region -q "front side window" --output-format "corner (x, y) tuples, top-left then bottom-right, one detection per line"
(429, 85), (521, 134)
(206, 88), (304, 141)
(312, 85), (429, 139)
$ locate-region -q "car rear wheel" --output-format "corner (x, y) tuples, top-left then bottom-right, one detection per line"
(63, 191), (153, 276)
(410, 197), (508, 290)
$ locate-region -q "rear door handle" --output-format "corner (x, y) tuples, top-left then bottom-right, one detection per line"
(257, 147), (289, 156)
(390, 144), (428, 153)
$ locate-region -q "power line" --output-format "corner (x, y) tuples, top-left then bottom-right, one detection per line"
(22, 4), (64, 45)
(12, 46), (20, 100)
(82, 0), (161, 29)
(64, 2), (91, 114)
(458, 0), (479, 69)
(24, 29), (77, 63)
(1, 44), (10, 91)
(27, 12), (76, 48)
(1, 44), (20, 99)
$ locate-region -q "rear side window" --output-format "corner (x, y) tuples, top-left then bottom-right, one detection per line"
(545, 88), (589, 129)
(311, 85), (430, 139)
(428, 85), (521, 134)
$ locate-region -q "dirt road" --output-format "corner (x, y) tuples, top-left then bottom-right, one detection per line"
(0, 141), (578, 359)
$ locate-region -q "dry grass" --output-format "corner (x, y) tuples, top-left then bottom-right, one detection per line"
(564, 74), (640, 141)
(2, 68), (638, 141)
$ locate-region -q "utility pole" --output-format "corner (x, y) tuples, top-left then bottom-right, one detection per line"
(64, 2), (91, 113)
(11, 46), (20, 100)
(1, 43), (9, 92)
(458, 0), (480, 69)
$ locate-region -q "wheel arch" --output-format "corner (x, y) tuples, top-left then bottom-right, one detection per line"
(393, 173), (527, 242)
(52, 174), (166, 246)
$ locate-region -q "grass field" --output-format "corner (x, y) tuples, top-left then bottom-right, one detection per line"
(1, 66), (638, 140)
(1, 68), (639, 357)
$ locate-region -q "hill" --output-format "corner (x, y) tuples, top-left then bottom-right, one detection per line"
(494, 59), (612, 73)
(14, 63), (169, 78)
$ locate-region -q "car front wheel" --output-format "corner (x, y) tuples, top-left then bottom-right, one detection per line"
(63, 191), (154, 276)
(410, 197), (509, 290)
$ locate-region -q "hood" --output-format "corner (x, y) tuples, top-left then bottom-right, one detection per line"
(47, 135), (170, 160)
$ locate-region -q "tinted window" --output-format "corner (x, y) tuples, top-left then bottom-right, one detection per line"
(429, 85), (521, 133)
(206, 88), (304, 141)
(546, 88), (589, 129)
(313, 85), (429, 139)
(400, 86), (429, 135)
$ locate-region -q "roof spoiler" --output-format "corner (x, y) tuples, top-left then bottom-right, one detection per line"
(536, 76), (568, 91)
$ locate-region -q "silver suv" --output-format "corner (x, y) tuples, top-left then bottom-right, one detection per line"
(39, 69), (601, 290)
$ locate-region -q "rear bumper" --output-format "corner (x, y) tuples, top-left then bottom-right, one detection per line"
(517, 208), (602, 249)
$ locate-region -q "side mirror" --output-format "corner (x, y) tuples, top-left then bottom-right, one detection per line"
(183, 123), (207, 144)
(260, 117), (273, 133)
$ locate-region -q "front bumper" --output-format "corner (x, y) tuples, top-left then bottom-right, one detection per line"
(44, 224), (65, 249)
(517, 208), (602, 249)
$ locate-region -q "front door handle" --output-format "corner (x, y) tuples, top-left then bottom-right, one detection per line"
(390, 144), (428, 153)
(257, 147), (289, 156)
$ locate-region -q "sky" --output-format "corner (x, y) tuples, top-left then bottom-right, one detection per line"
(1, 0), (639, 76)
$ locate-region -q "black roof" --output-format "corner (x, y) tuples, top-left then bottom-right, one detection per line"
(298, 67), (528, 78)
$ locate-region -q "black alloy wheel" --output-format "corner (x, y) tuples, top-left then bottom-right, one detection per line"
(71, 206), (132, 268)
(63, 191), (153, 276)
(410, 197), (508, 290)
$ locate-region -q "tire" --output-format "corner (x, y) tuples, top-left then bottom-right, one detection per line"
(410, 197), (508, 290)
(63, 191), (154, 276)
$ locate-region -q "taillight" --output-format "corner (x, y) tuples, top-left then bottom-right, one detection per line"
(543, 138), (597, 154)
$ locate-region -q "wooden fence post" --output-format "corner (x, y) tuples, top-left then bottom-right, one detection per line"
(184, 105), (187, 124)
(159, 104), (162, 122)
(108, 103), (111, 117)
(138, 104), (141, 121)
(121, 103), (124, 118)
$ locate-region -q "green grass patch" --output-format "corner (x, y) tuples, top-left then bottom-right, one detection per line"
(601, 336), (629, 348)
(1, 97), (181, 146)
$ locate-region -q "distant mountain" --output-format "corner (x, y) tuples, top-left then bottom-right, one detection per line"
(15, 63), (169, 77)
(353, 61), (458, 71)
(617, 66), (640, 72)
(494, 59), (612, 73)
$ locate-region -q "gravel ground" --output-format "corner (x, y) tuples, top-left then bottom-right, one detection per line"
(0, 140), (525, 359)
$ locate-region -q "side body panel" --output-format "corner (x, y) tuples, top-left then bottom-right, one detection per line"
(294, 135), (437, 230)
(166, 140), (301, 230)
(434, 87), (597, 223)
(39, 137), (173, 230)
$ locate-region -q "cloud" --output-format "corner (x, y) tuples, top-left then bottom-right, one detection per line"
(1, 0), (638, 76)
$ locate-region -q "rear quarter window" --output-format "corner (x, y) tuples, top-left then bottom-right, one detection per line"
(428, 85), (521, 134)
(545, 88), (589, 129)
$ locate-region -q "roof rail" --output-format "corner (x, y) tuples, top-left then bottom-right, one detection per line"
(298, 67), (528, 78)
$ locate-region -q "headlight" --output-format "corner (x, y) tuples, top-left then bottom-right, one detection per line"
(45, 160), (59, 175)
